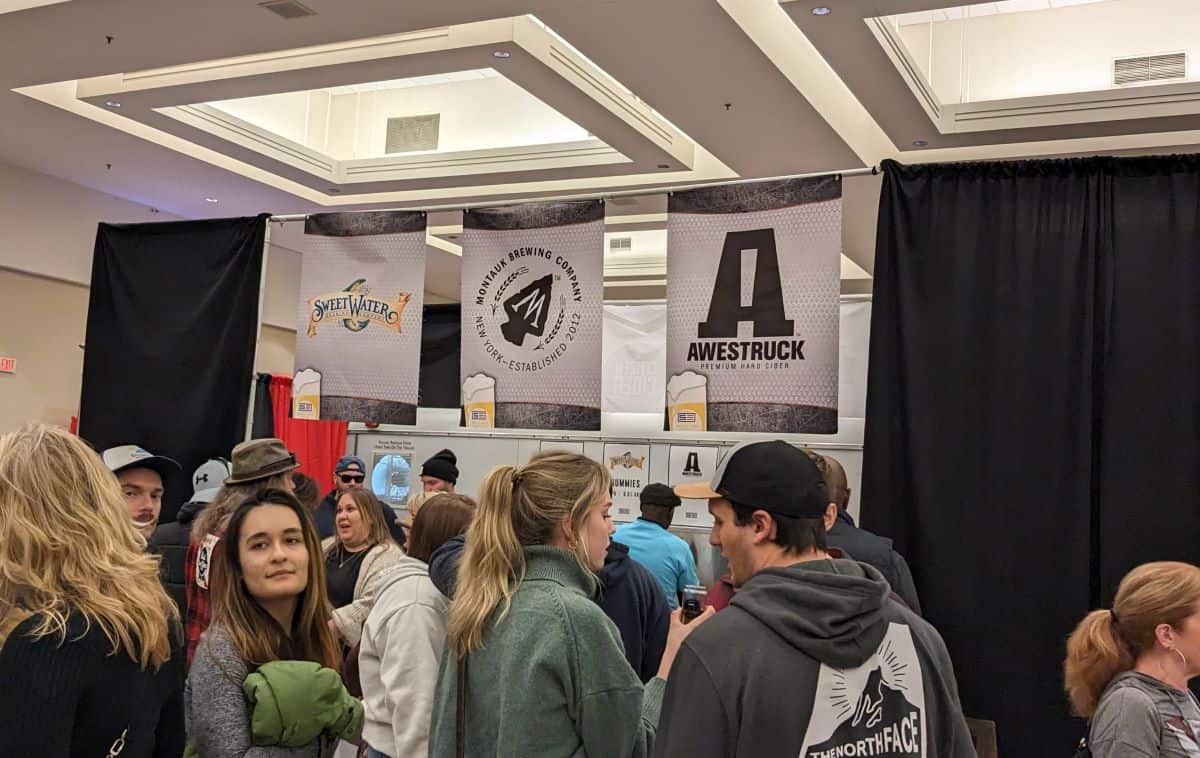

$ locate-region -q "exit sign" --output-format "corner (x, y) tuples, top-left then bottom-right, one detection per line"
(0, 357), (15, 374)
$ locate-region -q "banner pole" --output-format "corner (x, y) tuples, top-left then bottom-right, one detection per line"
(268, 166), (878, 223)
(245, 220), (271, 441)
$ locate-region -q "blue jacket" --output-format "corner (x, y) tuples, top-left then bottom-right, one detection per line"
(612, 519), (699, 609)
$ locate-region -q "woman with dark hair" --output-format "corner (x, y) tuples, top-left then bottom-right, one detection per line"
(1065, 561), (1200, 757)
(323, 489), (404, 647)
(185, 488), (362, 757)
(291, 472), (320, 513)
(358, 494), (477, 758)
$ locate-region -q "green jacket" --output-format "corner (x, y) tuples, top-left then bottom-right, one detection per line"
(429, 545), (666, 758)
(243, 660), (364, 747)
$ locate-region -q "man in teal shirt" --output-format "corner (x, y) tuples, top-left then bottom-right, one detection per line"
(613, 483), (700, 609)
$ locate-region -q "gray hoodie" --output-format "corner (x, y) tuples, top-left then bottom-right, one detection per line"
(654, 558), (975, 758)
(1089, 670), (1200, 757)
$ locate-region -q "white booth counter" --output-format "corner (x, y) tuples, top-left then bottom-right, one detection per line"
(348, 417), (864, 588)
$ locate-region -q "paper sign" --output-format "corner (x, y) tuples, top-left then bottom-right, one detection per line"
(604, 443), (651, 521)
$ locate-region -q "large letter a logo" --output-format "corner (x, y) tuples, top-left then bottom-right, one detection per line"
(698, 228), (794, 338)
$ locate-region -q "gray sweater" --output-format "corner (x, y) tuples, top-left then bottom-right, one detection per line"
(1089, 670), (1200, 757)
(185, 623), (336, 758)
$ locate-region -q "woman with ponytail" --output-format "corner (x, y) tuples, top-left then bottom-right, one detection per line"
(1065, 561), (1200, 756)
(428, 452), (711, 758)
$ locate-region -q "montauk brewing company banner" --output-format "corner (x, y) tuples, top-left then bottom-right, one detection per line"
(666, 177), (841, 433)
(461, 201), (604, 430)
(294, 211), (427, 424)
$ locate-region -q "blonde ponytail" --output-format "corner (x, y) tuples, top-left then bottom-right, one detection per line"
(448, 465), (526, 656)
(447, 453), (610, 656)
(1065, 561), (1200, 716)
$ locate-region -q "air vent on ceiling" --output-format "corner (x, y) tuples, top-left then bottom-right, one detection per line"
(385, 114), (440, 154)
(1114, 52), (1186, 86)
(609, 237), (633, 252)
(259, 0), (316, 19)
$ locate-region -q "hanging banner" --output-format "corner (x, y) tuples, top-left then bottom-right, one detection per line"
(604, 443), (651, 520)
(666, 177), (841, 433)
(603, 304), (667, 414)
(461, 201), (604, 430)
(295, 211), (427, 424)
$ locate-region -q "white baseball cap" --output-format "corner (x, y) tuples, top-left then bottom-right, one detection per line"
(191, 458), (231, 503)
(102, 445), (180, 481)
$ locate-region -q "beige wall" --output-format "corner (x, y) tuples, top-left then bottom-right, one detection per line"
(0, 160), (302, 433)
(0, 270), (89, 431)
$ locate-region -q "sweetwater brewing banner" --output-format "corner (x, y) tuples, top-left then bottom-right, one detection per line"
(294, 211), (427, 424)
(666, 177), (841, 433)
(461, 201), (604, 430)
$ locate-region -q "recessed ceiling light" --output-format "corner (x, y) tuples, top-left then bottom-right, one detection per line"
(912, 140), (928, 147)
(493, 50), (511, 59)
(204, 197), (219, 203)
(104, 100), (121, 108)
(327, 187), (342, 194)
(812, 6), (832, 16)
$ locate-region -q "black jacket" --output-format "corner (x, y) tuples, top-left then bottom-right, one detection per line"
(826, 510), (922, 615)
(595, 542), (670, 682)
(429, 536), (668, 681)
(148, 499), (206, 616)
(655, 559), (973, 758)
(315, 490), (406, 548)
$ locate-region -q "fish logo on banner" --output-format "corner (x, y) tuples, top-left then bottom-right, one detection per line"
(306, 278), (413, 338)
(801, 623), (927, 758)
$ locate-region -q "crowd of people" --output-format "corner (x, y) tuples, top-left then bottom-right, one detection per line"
(0, 423), (1197, 757)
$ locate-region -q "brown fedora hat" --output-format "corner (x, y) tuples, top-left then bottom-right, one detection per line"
(224, 438), (299, 485)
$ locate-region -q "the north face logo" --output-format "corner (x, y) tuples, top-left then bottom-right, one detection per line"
(801, 624), (927, 758)
(500, 274), (553, 346)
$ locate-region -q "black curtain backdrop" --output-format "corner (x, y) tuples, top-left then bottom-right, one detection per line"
(419, 304), (461, 409)
(79, 215), (268, 522)
(863, 156), (1200, 754)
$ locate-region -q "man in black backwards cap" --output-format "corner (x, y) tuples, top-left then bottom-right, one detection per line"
(655, 441), (972, 758)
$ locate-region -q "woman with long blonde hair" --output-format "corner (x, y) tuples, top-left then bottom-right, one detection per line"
(1065, 561), (1200, 756)
(186, 487), (360, 757)
(0, 424), (184, 757)
(427, 452), (707, 758)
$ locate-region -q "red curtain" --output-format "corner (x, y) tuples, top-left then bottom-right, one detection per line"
(268, 374), (348, 493)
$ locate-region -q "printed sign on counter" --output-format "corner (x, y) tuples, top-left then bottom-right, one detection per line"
(604, 443), (651, 521)
(369, 438), (417, 505)
(668, 445), (720, 528)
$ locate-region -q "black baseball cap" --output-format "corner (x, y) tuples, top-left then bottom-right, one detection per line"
(674, 440), (828, 518)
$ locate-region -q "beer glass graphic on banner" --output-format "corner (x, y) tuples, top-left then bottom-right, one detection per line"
(463, 373), (496, 429)
(667, 371), (708, 432)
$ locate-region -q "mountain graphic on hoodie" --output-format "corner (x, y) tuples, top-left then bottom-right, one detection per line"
(805, 666), (922, 758)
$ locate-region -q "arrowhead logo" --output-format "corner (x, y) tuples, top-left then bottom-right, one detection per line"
(500, 274), (553, 346)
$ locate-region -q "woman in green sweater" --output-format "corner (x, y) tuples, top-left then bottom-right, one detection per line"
(428, 451), (712, 758)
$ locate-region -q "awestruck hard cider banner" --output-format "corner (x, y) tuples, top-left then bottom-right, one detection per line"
(665, 177), (841, 433)
(294, 211), (427, 424)
(460, 201), (604, 431)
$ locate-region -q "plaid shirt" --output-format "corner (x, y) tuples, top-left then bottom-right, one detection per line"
(184, 532), (222, 667)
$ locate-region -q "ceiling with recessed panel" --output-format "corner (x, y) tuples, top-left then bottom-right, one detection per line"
(3, 0), (1199, 296)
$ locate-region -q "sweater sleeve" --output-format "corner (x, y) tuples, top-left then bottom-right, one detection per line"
(0, 623), (87, 758)
(652, 642), (731, 758)
(186, 629), (314, 758)
(573, 601), (665, 758)
(372, 599), (446, 758)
